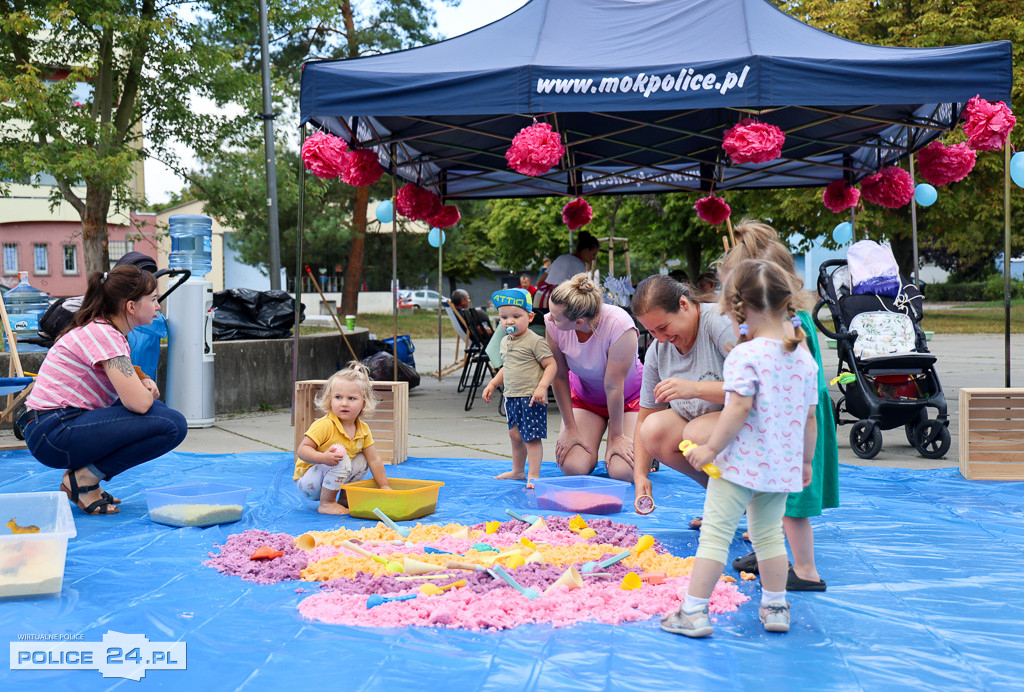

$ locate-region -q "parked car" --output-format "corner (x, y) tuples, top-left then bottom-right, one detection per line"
(406, 289), (448, 310)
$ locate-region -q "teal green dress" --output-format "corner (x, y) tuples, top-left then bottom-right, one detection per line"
(786, 312), (840, 517)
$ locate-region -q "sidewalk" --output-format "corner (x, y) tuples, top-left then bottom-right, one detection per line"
(177, 333), (1023, 471)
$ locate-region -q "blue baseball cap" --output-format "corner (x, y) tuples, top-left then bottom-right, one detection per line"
(491, 288), (532, 310)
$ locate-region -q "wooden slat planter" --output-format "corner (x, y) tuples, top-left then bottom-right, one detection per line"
(959, 388), (1024, 480)
(294, 380), (408, 465)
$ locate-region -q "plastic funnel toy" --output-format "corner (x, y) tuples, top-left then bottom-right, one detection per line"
(485, 521), (500, 534)
(544, 566), (584, 594)
(403, 557), (443, 575)
(366, 593), (417, 609)
(340, 539), (403, 572)
(450, 526), (471, 539)
(524, 551), (546, 565)
(373, 507), (412, 538)
(620, 572), (642, 590)
(483, 549), (522, 565)
(490, 564), (539, 601)
(581, 549), (632, 574)
(634, 495), (655, 515)
(445, 560), (488, 573)
(679, 440), (721, 479)
(295, 533), (320, 551)
(632, 535), (654, 555)
(523, 517), (548, 534)
(505, 509), (539, 524)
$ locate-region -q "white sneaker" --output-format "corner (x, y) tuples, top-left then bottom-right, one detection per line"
(759, 601), (790, 633)
(660, 604), (713, 638)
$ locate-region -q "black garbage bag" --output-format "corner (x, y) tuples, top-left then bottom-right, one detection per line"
(212, 289), (303, 341)
(362, 351), (420, 390)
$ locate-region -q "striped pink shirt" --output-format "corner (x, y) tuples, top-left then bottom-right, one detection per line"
(26, 320), (131, 411)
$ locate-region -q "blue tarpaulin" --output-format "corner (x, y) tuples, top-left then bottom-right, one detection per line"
(300, 0), (1012, 197)
(2, 450), (1023, 690)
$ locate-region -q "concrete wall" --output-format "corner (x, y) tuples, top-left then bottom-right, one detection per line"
(296, 291), (395, 315)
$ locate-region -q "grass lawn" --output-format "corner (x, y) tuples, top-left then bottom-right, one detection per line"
(920, 301), (1023, 334)
(299, 310), (465, 339)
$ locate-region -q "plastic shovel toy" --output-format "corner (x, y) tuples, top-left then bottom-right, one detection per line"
(679, 440), (721, 479)
(373, 507), (412, 538)
(340, 539), (403, 572)
(423, 546), (453, 555)
(445, 560), (489, 573)
(395, 573), (459, 581)
(581, 549), (632, 574)
(419, 579), (467, 596)
(490, 564), (539, 601)
(366, 593), (417, 609)
(505, 509), (539, 524)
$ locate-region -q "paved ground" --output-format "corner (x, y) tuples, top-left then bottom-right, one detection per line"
(169, 333), (1021, 472)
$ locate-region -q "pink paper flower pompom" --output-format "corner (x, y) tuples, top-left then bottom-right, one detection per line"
(505, 122), (566, 177)
(342, 149), (384, 187)
(916, 141), (977, 187)
(428, 205), (461, 228)
(561, 197), (593, 230)
(962, 96), (1016, 152)
(822, 180), (861, 214)
(722, 119), (786, 164)
(694, 195), (731, 225)
(396, 183), (443, 221)
(301, 131), (350, 179)
(860, 166), (915, 209)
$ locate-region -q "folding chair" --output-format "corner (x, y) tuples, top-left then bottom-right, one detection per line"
(460, 307), (501, 411)
(441, 301), (473, 382)
(0, 291), (36, 450)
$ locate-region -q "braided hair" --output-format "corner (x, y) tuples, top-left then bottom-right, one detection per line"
(719, 259), (805, 352)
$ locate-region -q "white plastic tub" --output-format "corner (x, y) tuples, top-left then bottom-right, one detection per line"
(0, 491), (77, 599)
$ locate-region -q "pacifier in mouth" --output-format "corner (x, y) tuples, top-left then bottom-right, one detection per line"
(504, 325), (517, 335)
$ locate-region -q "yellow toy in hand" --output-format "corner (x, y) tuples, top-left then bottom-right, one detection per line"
(678, 440), (721, 479)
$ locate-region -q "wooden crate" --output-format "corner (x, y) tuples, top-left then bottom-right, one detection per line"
(959, 388), (1024, 480)
(294, 380), (408, 465)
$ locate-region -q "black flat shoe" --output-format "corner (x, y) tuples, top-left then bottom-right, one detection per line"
(787, 567), (827, 592)
(732, 551), (758, 573)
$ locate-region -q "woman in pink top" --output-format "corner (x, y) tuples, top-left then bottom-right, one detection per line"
(20, 266), (187, 515)
(545, 274), (643, 481)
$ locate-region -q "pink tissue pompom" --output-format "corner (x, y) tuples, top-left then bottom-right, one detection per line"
(428, 205), (461, 228)
(694, 195), (731, 225)
(721, 119), (786, 164)
(342, 149), (384, 187)
(860, 166), (915, 209)
(301, 131), (350, 179)
(396, 183), (443, 221)
(916, 141), (977, 187)
(822, 180), (861, 214)
(561, 197), (593, 230)
(505, 122), (566, 177)
(961, 96), (1016, 152)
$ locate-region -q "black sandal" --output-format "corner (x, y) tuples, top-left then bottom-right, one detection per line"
(61, 471), (119, 515)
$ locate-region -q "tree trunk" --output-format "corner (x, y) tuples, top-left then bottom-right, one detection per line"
(82, 187), (113, 276)
(889, 234), (915, 279)
(341, 185), (370, 314)
(685, 241), (702, 282)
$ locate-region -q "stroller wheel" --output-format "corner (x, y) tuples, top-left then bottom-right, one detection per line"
(833, 397), (845, 427)
(11, 404), (27, 440)
(912, 419), (951, 459)
(904, 410), (927, 446)
(850, 421), (882, 459)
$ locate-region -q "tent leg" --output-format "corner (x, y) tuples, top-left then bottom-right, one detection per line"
(1004, 144), (1012, 387)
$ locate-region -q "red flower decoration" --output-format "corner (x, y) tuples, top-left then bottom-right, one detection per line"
(342, 149), (383, 187)
(916, 141), (977, 187)
(822, 180), (861, 214)
(860, 167), (915, 209)
(396, 183), (443, 221)
(962, 95), (1016, 152)
(722, 119), (786, 164)
(428, 205), (461, 229)
(505, 122), (566, 177)
(301, 131), (349, 179)
(561, 197), (593, 230)
(694, 195), (731, 225)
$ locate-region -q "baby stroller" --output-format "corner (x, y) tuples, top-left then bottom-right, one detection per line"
(813, 258), (950, 460)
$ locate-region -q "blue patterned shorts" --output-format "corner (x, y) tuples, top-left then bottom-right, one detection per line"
(504, 396), (548, 442)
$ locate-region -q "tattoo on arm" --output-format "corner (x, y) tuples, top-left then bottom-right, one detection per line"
(109, 356), (135, 379)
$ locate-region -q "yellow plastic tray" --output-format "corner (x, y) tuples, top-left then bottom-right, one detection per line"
(341, 478), (445, 521)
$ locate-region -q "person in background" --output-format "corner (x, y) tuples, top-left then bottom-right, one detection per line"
(533, 231), (601, 314)
(451, 289), (493, 338)
(519, 273), (537, 297)
(668, 269), (691, 286)
(696, 271), (719, 297)
(451, 289), (472, 310)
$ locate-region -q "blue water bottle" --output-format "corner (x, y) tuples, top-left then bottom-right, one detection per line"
(3, 271), (50, 353)
(168, 214), (213, 276)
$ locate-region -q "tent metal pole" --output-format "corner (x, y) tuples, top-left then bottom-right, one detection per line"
(392, 144), (399, 383)
(437, 230), (443, 381)
(910, 154), (920, 287)
(1004, 144), (1012, 387)
(291, 125), (307, 424)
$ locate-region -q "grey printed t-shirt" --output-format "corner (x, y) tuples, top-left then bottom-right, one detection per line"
(639, 303), (733, 421)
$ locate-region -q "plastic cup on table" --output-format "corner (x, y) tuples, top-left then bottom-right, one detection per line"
(345, 315), (356, 330)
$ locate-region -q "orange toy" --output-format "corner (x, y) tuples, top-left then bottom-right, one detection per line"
(250, 546), (285, 560)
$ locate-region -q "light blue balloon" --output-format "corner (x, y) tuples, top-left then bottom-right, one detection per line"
(832, 221), (853, 245)
(1011, 152), (1024, 189)
(375, 199), (394, 224)
(914, 183), (937, 207)
(427, 227), (446, 248)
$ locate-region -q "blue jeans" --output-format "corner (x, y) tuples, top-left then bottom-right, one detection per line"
(22, 401), (188, 480)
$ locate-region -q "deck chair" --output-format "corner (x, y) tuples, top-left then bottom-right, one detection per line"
(0, 291), (36, 450)
(460, 307), (501, 411)
(441, 300), (472, 380)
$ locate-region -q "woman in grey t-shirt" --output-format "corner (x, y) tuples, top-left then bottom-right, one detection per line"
(631, 275), (733, 505)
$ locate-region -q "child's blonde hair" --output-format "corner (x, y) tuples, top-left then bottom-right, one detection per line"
(715, 219), (807, 309)
(549, 273), (603, 323)
(719, 259), (805, 352)
(314, 362), (378, 416)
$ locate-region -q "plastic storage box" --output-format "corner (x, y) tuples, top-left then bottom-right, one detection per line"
(0, 491), (77, 600)
(341, 478), (444, 521)
(145, 483), (248, 527)
(532, 476), (632, 514)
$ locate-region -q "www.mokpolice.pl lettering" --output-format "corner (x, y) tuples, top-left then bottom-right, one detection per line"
(536, 65), (750, 98)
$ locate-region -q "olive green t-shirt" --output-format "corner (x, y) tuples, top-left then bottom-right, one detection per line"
(499, 330), (554, 397)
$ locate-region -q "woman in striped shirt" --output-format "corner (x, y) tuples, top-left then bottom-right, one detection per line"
(20, 265), (188, 515)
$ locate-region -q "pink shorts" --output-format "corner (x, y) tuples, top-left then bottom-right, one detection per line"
(570, 393), (641, 419)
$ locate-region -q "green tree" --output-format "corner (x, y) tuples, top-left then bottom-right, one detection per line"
(0, 0), (254, 274)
